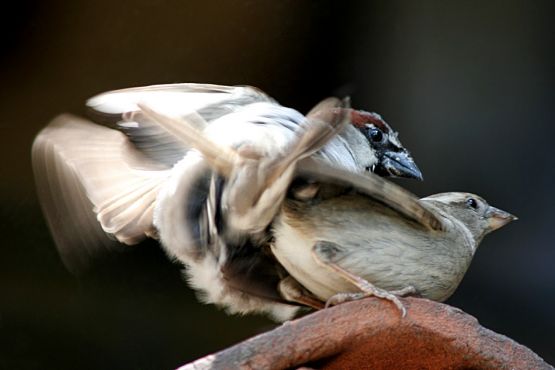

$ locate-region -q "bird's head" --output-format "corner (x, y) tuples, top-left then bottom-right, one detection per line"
(349, 110), (423, 180)
(422, 192), (517, 244)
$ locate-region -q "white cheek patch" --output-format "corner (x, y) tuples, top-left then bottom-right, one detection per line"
(388, 132), (402, 148)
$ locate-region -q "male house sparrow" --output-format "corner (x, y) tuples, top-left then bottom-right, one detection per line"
(87, 84), (422, 179)
(150, 106), (516, 318)
(33, 84), (421, 320)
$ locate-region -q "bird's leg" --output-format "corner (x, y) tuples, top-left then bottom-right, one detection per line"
(390, 286), (418, 296)
(278, 276), (325, 310)
(322, 263), (408, 317)
(324, 285), (417, 313)
(312, 241), (415, 317)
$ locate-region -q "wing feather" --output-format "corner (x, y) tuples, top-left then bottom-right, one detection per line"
(87, 83), (274, 118)
(32, 114), (170, 272)
(86, 83), (275, 167)
(296, 159), (446, 232)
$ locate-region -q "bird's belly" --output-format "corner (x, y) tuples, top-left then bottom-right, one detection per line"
(272, 207), (472, 303)
(271, 220), (359, 301)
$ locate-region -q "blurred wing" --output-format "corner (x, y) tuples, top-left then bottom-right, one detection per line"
(138, 98), (349, 234)
(296, 159), (446, 232)
(87, 83), (275, 120)
(259, 97), (348, 189)
(86, 83), (275, 167)
(32, 114), (171, 273)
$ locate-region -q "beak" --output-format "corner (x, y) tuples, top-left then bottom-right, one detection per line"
(485, 206), (518, 232)
(375, 150), (423, 181)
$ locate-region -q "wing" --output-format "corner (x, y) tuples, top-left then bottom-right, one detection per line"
(86, 83), (277, 167)
(295, 159), (446, 232)
(32, 114), (171, 273)
(87, 83), (275, 119)
(138, 98), (349, 233)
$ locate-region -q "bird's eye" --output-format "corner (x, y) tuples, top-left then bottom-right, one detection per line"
(368, 128), (384, 143)
(466, 198), (478, 210)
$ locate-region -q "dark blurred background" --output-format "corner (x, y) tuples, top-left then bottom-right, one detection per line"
(1, 1), (553, 369)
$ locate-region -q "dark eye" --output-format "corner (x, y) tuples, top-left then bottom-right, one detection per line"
(466, 198), (478, 210)
(368, 128), (383, 142)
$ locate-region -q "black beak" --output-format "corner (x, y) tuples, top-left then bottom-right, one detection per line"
(375, 150), (423, 180)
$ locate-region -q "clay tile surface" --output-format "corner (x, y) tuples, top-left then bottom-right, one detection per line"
(179, 297), (553, 370)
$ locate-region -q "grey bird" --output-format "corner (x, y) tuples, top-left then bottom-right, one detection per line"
(32, 84), (421, 320)
(146, 106), (517, 319)
(271, 163), (516, 316)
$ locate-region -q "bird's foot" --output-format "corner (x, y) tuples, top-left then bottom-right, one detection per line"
(390, 286), (418, 297)
(325, 283), (412, 317)
(325, 292), (366, 308)
(312, 241), (417, 317)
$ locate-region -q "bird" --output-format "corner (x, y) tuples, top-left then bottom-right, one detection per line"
(271, 163), (517, 317)
(135, 105), (517, 319)
(32, 83), (423, 320)
(86, 83), (422, 179)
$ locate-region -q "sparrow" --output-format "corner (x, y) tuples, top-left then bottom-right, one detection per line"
(86, 83), (422, 179)
(271, 162), (517, 317)
(151, 106), (516, 319)
(32, 83), (422, 320)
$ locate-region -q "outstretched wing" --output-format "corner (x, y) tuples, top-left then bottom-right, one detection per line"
(32, 114), (171, 273)
(86, 83), (277, 167)
(138, 97), (349, 234)
(295, 159), (446, 232)
(87, 83), (275, 119)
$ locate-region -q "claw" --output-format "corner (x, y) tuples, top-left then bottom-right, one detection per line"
(325, 292), (365, 308)
(325, 290), (407, 317)
(365, 285), (407, 317)
(323, 282), (418, 317)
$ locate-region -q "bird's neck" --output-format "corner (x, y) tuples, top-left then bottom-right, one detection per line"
(297, 124), (376, 172)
